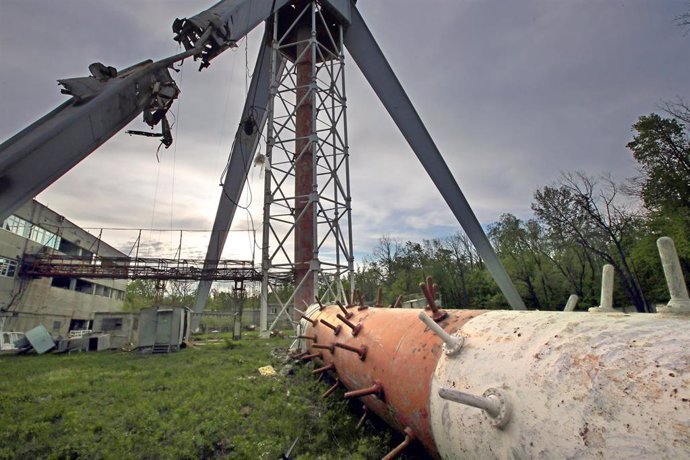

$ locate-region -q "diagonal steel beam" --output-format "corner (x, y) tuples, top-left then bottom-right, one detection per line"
(193, 31), (286, 325)
(344, 5), (526, 310)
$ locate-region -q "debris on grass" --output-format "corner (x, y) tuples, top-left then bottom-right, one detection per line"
(258, 365), (277, 376)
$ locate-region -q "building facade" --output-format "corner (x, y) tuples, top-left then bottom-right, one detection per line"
(0, 200), (127, 336)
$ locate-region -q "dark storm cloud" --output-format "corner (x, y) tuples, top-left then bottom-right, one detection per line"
(1, 0), (689, 260)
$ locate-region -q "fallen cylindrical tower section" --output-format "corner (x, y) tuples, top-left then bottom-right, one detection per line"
(298, 305), (690, 459)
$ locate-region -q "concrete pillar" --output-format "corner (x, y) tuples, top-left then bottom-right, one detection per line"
(563, 294), (579, 312)
(656, 236), (690, 313)
(589, 264), (614, 312)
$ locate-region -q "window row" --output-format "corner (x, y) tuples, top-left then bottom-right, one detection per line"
(50, 276), (125, 300)
(3, 215), (61, 250)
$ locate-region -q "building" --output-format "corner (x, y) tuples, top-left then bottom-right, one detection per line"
(0, 200), (127, 336)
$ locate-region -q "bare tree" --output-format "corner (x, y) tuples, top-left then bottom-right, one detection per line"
(533, 172), (650, 312)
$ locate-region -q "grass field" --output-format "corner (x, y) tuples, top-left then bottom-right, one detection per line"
(0, 336), (401, 459)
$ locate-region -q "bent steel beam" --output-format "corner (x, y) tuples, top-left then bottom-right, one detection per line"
(343, 6), (526, 310)
(193, 34), (285, 326)
(173, 0), (290, 70)
(0, 61), (177, 223)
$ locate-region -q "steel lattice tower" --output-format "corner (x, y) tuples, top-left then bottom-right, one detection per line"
(260, 1), (354, 332)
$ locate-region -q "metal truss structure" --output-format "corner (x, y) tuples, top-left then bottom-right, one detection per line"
(1, 0), (527, 335)
(259, 2), (354, 332)
(21, 255), (264, 282)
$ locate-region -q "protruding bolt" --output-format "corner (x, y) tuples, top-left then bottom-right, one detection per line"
(589, 264), (615, 312)
(564, 294), (579, 312)
(391, 294), (403, 309)
(358, 293), (368, 310)
(301, 352), (321, 361)
(336, 313), (363, 337)
(344, 381), (383, 399)
(312, 363), (335, 375)
(298, 335), (317, 341)
(375, 287), (383, 307)
(382, 427), (414, 460)
(439, 387), (512, 429)
(355, 405), (368, 430)
(336, 301), (353, 319)
(335, 342), (367, 360)
(315, 296), (325, 311)
(426, 275), (435, 295)
(419, 278), (448, 321)
(320, 318), (342, 336)
(657, 236), (690, 313)
(301, 314), (317, 326)
(312, 343), (335, 353)
(292, 351), (308, 360)
(322, 379), (340, 398)
(418, 311), (463, 356)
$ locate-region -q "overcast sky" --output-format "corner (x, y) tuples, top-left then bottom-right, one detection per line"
(1, 0), (688, 264)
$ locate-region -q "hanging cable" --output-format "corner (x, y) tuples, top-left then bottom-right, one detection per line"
(170, 61), (184, 252)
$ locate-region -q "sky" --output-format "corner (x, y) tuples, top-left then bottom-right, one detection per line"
(1, 0), (689, 265)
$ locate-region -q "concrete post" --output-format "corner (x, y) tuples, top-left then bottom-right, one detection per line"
(564, 294), (579, 312)
(589, 264), (615, 312)
(656, 236), (690, 313)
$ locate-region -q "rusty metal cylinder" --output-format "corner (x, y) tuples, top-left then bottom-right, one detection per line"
(299, 305), (690, 458)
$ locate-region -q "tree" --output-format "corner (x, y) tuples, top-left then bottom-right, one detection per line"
(123, 279), (156, 312)
(533, 173), (650, 312)
(489, 214), (568, 309)
(627, 113), (690, 212)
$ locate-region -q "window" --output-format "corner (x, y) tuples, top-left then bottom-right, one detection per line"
(101, 317), (123, 331)
(52, 321), (61, 332)
(3, 215), (29, 238)
(94, 285), (112, 298)
(51, 277), (71, 289)
(0, 258), (17, 278)
(29, 225), (60, 250)
(75, 279), (94, 294)
(2, 215), (60, 249)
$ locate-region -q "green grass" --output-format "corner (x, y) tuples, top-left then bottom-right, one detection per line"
(0, 338), (396, 459)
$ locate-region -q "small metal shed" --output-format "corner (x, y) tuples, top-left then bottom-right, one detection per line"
(137, 306), (191, 353)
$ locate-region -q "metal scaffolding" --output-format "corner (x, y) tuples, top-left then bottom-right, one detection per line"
(260, 1), (354, 332)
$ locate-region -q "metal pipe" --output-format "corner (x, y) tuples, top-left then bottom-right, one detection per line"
(312, 343), (335, 353)
(344, 381), (383, 399)
(336, 313), (362, 336)
(312, 363), (335, 375)
(336, 301), (353, 319)
(438, 388), (498, 417)
(322, 379), (340, 398)
(334, 342), (367, 360)
(382, 427), (414, 460)
(418, 311), (463, 356)
(319, 318), (342, 335)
